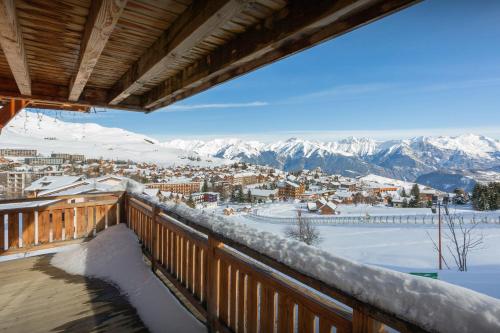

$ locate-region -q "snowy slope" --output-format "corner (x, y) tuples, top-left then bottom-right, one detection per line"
(0, 111), (228, 166)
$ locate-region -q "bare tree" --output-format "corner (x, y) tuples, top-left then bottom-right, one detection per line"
(285, 210), (320, 245)
(444, 213), (483, 271)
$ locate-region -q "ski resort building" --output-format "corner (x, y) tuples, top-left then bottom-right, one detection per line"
(278, 180), (305, 199)
(1, 1), (498, 333)
(146, 178), (202, 195)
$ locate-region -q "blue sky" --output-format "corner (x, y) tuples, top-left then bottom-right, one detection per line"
(43, 0), (500, 142)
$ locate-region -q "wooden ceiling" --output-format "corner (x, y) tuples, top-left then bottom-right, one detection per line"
(0, 0), (420, 114)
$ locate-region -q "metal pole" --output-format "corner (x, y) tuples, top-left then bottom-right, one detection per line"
(438, 202), (442, 270)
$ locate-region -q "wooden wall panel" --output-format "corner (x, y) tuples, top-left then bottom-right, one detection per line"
(22, 211), (35, 248)
(8, 212), (18, 248)
(96, 205), (106, 232)
(38, 210), (50, 244)
(52, 209), (63, 242)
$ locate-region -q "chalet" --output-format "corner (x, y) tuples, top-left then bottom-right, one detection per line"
(24, 175), (83, 197)
(319, 202), (337, 215)
(278, 180), (305, 199)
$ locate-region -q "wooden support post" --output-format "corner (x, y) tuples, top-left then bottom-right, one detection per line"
(0, 99), (28, 132)
(3, 214), (8, 251)
(207, 235), (223, 332)
(18, 212), (22, 248)
(105, 206), (109, 229)
(151, 205), (158, 272)
(116, 202), (120, 224)
(49, 211), (53, 243)
(34, 210), (38, 245)
(93, 206), (97, 237)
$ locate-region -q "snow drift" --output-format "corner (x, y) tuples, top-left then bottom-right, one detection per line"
(51, 224), (205, 333)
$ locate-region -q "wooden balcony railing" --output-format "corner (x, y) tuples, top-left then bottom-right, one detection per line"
(0, 192), (124, 254)
(126, 193), (428, 333)
(2, 191), (498, 332)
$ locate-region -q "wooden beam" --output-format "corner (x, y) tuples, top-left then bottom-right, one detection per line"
(108, 0), (252, 105)
(0, 98), (27, 132)
(68, 0), (128, 101)
(144, 0), (420, 110)
(0, 0), (31, 95)
(0, 78), (144, 112)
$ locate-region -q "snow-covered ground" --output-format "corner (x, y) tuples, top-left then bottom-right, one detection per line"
(51, 224), (205, 333)
(0, 111), (228, 167)
(247, 202), (498, 218)
(228, 214), (500, 299)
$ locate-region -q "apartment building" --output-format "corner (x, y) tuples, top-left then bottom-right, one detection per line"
(147, 178), (201, 195)
(51, 153), (85, 162)
(0, 149), (37, 157)
(228, 172), (259, 186)
(25, 157), (64, 165)
(1, 170), (64, 197)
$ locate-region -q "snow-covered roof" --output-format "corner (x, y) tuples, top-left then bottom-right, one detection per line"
(249, 189), (277, 197)
(24, 176), (82, 192)
(0, 199), (58, 211)
(307, 202), (317, 210)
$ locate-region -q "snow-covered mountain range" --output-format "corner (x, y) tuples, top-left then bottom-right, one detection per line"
(2, 111), (499, 190)
(162, 135), (500, 181)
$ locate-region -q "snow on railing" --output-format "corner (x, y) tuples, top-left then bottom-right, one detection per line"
(127, 192), (500, 333)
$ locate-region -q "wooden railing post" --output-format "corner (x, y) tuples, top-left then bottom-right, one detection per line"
(353, 308), (387, 333)
(151, 204), (158, 272)
(207, 235), (223, 333)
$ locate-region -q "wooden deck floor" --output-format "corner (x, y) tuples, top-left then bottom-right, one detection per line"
(0, 255), (149, 332)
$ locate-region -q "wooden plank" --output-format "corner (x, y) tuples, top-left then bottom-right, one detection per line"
(0, 78), (143, 111)
(246, 274), (258, 333)
(237, 270), (245, 333)
(0, 0), (31, 95)
(108, 0), (251, 105)
(0, 213), (4, 252)
(8, 212), (18, 248)
(22, 211), (35, 248)
(260, 285), (275, 333)
(144, 0), (419, 110)
(219, 259), (229, 325)
(68, 0), (128, 101)
(229, 264), (237, 330)
(298, 304), (315, 333)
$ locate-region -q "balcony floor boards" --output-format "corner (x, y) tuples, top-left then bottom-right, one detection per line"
(0, 254), (148, 332)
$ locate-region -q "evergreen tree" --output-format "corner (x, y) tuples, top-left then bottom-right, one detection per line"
(247, 189), (252, 203)
(237, 187), (244, 203)
(401, 188), (407, 197)
(409, 184), (420, 207)
(186, 195), (195, 208)
(231, 189), (237, 202)
(471, 182), (500, 211)
(202, 179), (209, 192)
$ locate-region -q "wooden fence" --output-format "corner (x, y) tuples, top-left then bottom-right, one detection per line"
(0, 192), (124, 254)
(127, 194), (427, 333)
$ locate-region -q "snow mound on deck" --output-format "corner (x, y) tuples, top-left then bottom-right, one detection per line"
(51, 224), (205, 333)
(145, 195), (500, 333)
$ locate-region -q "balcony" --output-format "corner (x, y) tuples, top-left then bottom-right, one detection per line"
(1, 191), (499, 333)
